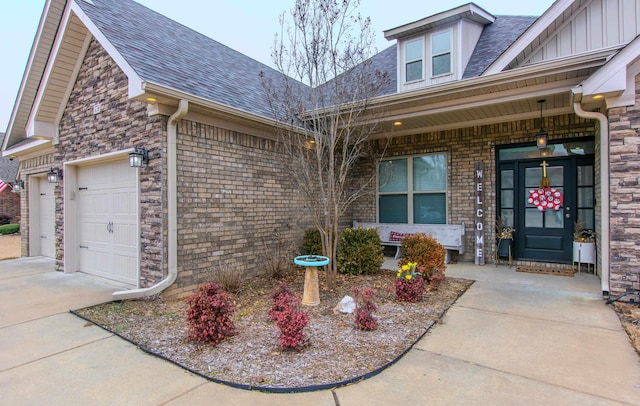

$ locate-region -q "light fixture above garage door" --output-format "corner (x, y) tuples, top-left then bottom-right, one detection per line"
(129, 146), (149, 168)
(47, 167), (63, 183)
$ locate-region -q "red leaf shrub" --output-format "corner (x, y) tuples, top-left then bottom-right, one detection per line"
(395, 275), (426, 302)
(269, 283), (309, 350)
(398, 233), (446, 280)
(185, 283), (236, 345)
(352, 287), (377, 331)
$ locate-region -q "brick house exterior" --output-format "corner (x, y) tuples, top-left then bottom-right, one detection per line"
(3, 0), (640, 299)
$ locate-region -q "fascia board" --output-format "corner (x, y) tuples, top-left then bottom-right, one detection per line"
(581, 36), (640, 96)
(483, 0), (575, 76)
(3, 0), (64, 152)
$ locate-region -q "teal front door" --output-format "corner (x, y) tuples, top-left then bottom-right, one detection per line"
(516, 159), (574, 262)
(497, 140), (595, 264)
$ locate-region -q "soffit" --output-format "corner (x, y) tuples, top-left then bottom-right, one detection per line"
(369, 62), (604, 137)
(4, 0), (66, 149)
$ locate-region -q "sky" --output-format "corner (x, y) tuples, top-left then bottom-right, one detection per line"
(0, 0), (555, 132)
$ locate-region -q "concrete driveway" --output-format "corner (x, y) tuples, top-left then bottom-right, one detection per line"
(1, 257), (638, 405)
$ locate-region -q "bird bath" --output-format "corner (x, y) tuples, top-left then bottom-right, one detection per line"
(294, 255), (330, 306)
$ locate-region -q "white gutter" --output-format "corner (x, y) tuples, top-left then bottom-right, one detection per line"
(113, 99), (189, 300)
(572, 94), (610, 295)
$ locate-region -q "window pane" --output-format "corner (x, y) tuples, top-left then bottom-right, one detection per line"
(413, 155), (446, 191)
(406, 60), (423, 82)
(432, 31), (450, 54)
(501, 170), (513, 188)
(578, 165), (593, 186)
(546, 166), (563, 187)
(578, 209), (594, 229)
(379, 195), (408, 223)
(501, 209), (514, 227)
(432, 53), (451, 75)
(545, 210), (564, 228)
(525, 167), (542, 188)
(525, 208), (543, 227)
(414, 194), (446, 224)
(379, 159), (407, 193)
(406, 38), (423, 61)
(578, 187), (593, 208)
(501, 190), (514, 208)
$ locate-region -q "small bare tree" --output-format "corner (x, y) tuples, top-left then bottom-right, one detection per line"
(261, 0), (390, 289)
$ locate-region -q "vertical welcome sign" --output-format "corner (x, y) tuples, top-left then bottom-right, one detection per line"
(475, 162), (485, 265)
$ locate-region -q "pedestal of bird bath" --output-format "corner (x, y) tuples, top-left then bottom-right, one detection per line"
(294, 255), (330, 306)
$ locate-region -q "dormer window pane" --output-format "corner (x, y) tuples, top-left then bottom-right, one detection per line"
(405, 38), (423, 82)
(432, 31), (451, 76)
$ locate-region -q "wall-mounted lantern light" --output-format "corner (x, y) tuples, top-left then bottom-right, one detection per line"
(12, 180), (24, 193)
(129, 146), (149, 168)
(535, 99), (548, 150)
(47, 167), (63, 183)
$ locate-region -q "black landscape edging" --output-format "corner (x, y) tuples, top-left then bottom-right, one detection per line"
(69, 284), (470, 394)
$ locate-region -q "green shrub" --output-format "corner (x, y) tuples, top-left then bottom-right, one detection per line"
(0, 224), (19, 235)
(0, 214), (10, 225)
(336, 227), (383, 275)
(398, 233), (446, 280)
(301, 228), (323, 255)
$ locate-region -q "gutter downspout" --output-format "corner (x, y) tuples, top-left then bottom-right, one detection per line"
(113, 99), (189, 300)
(572, 92), (610, 296)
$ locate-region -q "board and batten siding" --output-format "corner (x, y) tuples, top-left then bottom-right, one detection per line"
(520, 0), (640, 66)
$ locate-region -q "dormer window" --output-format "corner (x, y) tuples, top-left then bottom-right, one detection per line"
(405, 38), (424, 82)
(431, 30), (451, 76)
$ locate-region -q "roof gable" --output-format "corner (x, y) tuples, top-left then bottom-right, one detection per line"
(486, 0), (640, 75)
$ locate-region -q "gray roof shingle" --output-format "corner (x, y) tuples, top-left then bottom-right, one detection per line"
(0, 133), (19, 183)
(462, 15), (537, 79)
(75, 0), (305, 120)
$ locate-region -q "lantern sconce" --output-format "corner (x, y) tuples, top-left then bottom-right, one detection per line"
(12, 180), (24, 193)
(535, 99), (548, 150)
(47, 167), (63, 183)
(129, 146), (149, 168)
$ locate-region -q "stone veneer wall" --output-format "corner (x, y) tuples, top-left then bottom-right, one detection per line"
(351, 113), (597, 264)
(55, 38), (165, 286)
(166, 121), (314, 298)
(608, 73), (640, 294)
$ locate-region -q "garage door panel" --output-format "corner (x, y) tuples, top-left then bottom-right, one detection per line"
(77, 160), (138, 286)
(38, 178), (55, 258)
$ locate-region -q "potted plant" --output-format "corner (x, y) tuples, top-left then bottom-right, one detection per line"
(496, 217), (515, 258)
(573, 220), (595, 268)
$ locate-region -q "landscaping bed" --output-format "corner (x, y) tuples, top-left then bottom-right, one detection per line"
(76, 267), (472, 390)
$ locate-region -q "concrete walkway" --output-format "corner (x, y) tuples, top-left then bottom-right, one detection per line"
(0, 257), (639, 405)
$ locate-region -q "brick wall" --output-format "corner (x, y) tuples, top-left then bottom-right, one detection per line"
(55, 38), (165, 285)
(0, 189), (19, 222)
(166, 121), (314, 298)
(352, 114), (596, 264)
(608, 73), (640, 294)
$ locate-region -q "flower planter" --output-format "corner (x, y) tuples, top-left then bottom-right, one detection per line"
(573, 241), (595, 273)
(495, 238), (513, 267)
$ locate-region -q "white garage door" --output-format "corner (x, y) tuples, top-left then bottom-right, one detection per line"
(38, 177), (56, 258)
(77, 160), (138, 285)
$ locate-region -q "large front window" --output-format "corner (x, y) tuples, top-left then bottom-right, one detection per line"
(378, 154), (447, 224)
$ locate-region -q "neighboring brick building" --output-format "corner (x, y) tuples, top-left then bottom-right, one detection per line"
(2, 0), (640, 298)
(0, 133), (20, 223)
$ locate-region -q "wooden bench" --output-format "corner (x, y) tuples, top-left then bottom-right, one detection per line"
(352, 221), (466, 262)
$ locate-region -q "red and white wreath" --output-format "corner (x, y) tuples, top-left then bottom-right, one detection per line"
(528, 188), (563, 211)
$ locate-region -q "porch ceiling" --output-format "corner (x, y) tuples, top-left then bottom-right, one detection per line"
(371, 66), (605, 137)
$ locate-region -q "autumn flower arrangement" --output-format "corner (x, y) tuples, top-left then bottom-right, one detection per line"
(395, 262), (426, 302)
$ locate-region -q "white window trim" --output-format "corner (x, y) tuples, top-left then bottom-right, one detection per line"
(404, 37), (425, 83)
(431, 29), (453, 77)
(377, 153), (448, 224)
